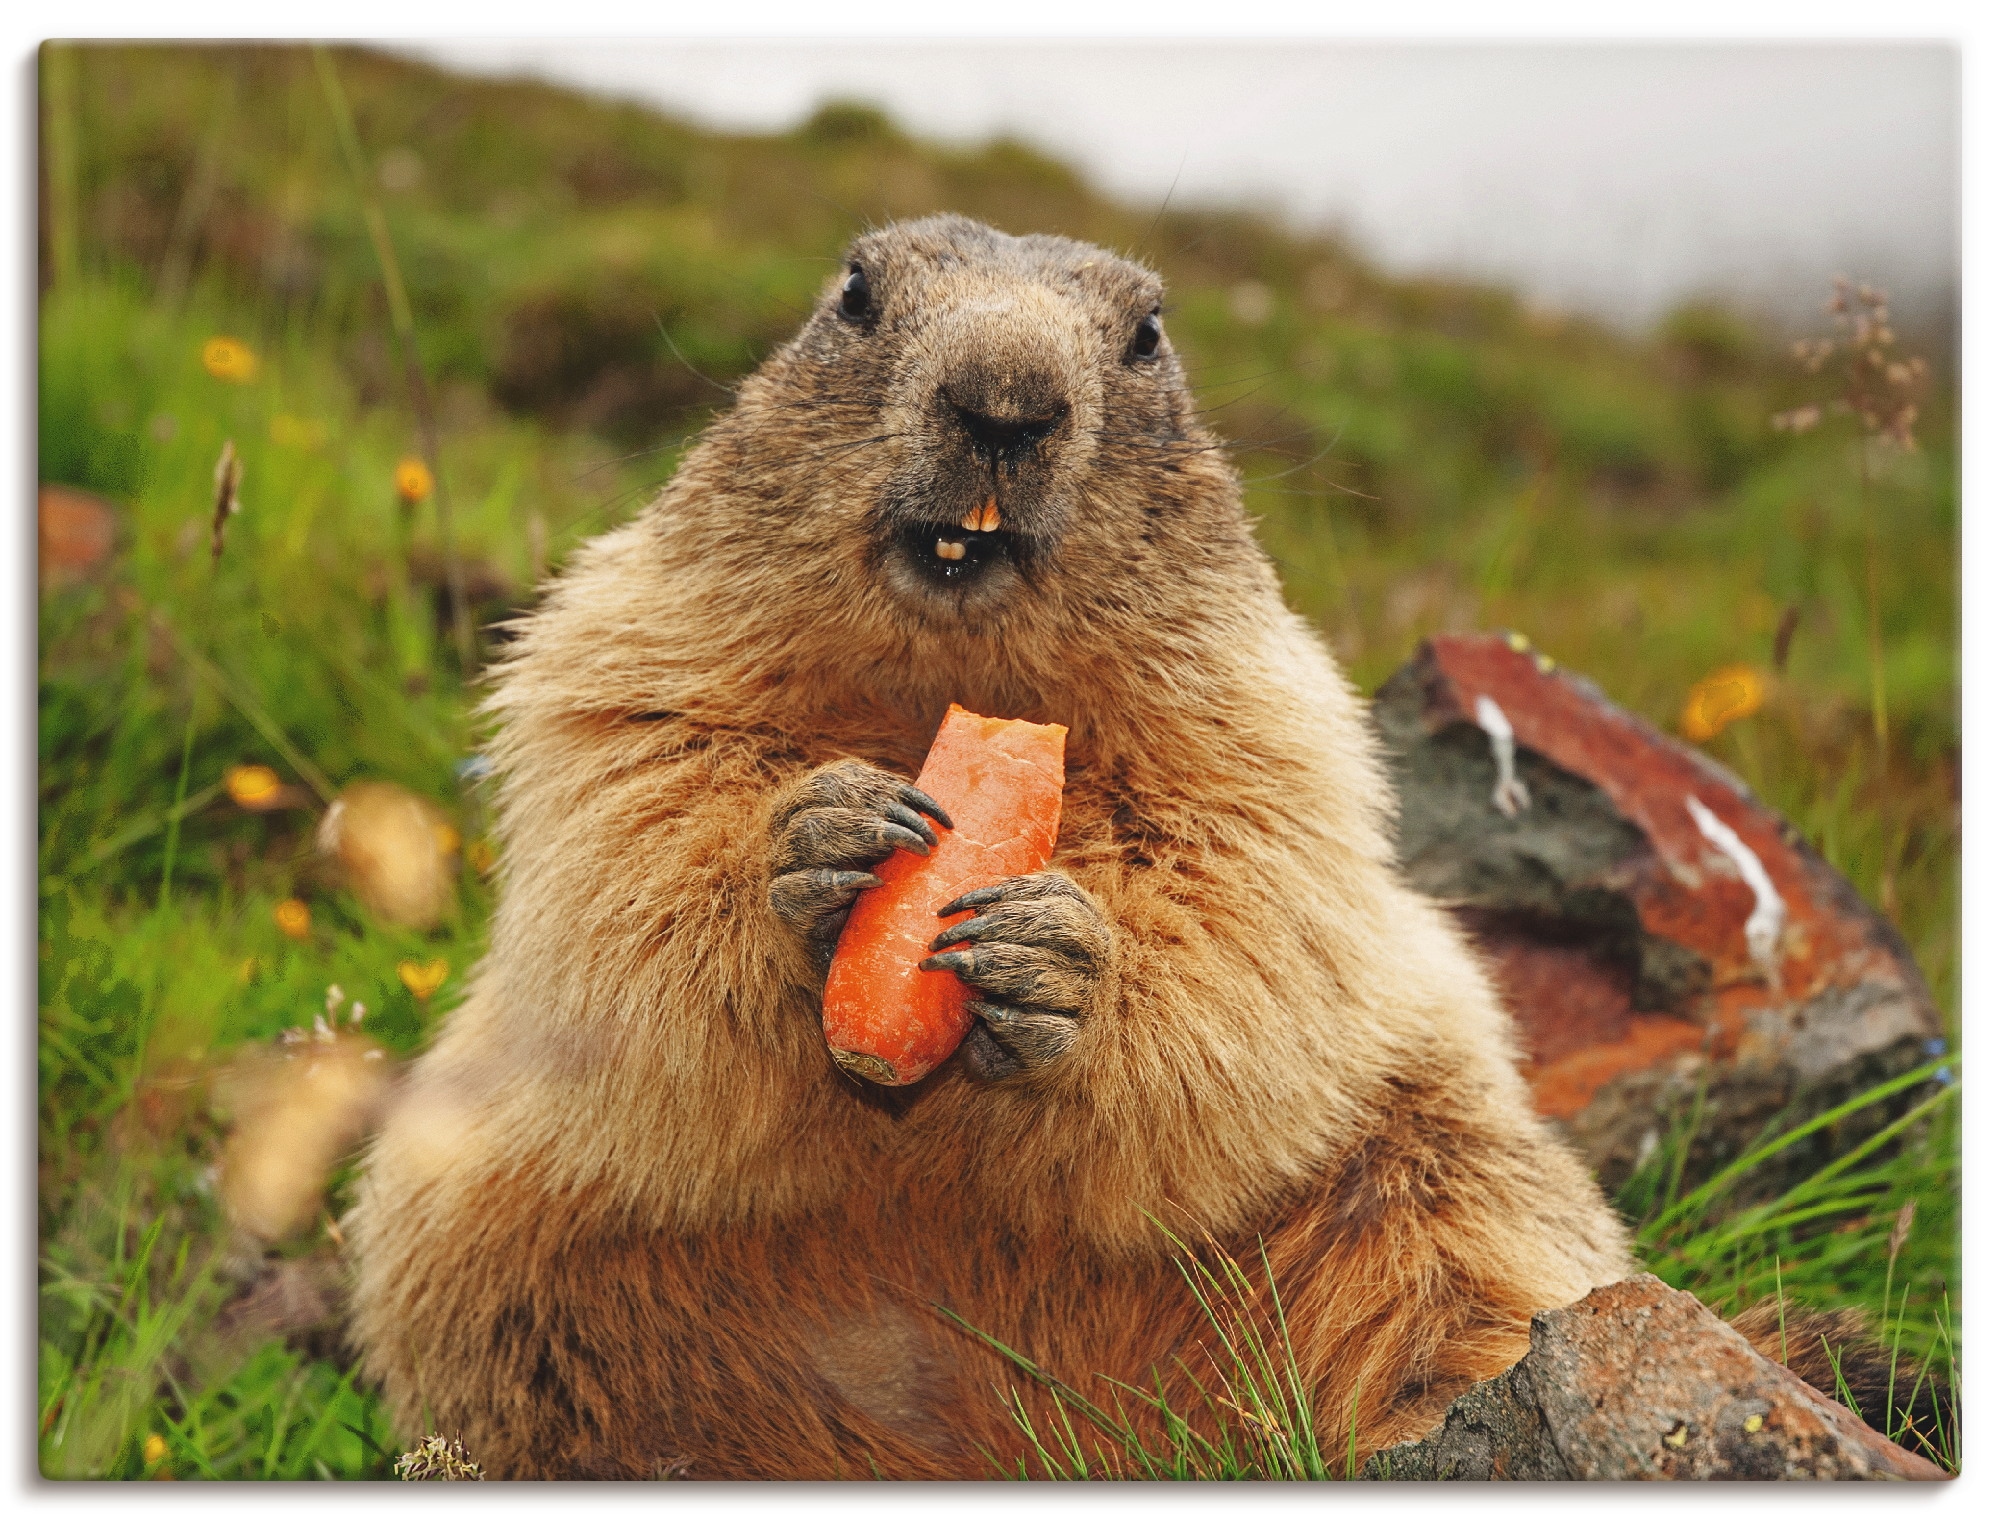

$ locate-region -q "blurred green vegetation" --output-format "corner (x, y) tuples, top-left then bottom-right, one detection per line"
(38, 43), (1956, 1480)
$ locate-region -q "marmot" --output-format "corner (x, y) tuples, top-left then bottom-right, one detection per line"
(344, 214), (1641, 1478)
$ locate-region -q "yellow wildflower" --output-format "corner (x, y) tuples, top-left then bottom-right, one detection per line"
(1680, 664), (1766, 743)
(432, 822), (462, 858)
(143, 1433), (168, 1465)
(398, 959), (450, 1001)
(201, 336), (259, 384)
(225, 764), (283, 808)
(395, 457), (434, 503)
(273, 898), (312, 941)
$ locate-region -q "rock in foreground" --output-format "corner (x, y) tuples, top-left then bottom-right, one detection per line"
(1368, 1275), (1946, 1481)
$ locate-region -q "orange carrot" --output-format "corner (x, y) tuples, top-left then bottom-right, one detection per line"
(822, 705), (1067, 1085)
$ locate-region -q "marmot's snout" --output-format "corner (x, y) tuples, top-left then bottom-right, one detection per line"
(944, 393), (1068, 471)
(880, 295), (1102, 608)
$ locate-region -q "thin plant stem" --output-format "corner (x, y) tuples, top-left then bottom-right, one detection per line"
(1773, 1255), (1787, 1367)
(155, 698), (198, 912)
(1859, 450), (1895, 915)
(311, 44), (477, 674)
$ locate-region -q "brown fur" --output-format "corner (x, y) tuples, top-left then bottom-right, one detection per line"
(346, 215), (1631, 1478)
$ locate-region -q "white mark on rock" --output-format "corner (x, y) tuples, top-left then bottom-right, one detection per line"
(1685, 795), (1785, 985)
(1475, 695), (1531, 818)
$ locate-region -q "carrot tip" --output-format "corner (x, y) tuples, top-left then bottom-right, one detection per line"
(828, 1047), (902, 1086)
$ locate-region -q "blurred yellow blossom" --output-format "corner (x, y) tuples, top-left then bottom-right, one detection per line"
(143, 1434), (168, 1465)
(466, 838), (495, 874)
(395, 457), (434, 503)
(273, 898), (312, 940)
(316, 781), (457, 930)
(1680, 664), (1766, 743)
(398, 959), (450, 1001)
(432, 822), (462, 857)
(226, 764), (283, 808)
(270, 413), (327, 450)
(201, 336), (259, 383)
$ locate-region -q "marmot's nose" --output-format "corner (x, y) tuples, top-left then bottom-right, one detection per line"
(948, 399), (1067, 464)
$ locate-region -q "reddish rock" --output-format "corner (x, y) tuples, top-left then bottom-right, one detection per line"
(38, 483), (119, 590)
(1373, 633), (1941, 1189)
(1369, 1275), (1946, 1480)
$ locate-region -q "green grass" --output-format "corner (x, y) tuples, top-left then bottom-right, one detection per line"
(946, 1226), (1349, 1480)
(37, 41), (1957, 1480)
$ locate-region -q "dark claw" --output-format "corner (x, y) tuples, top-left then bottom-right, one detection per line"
(929, 914), (995, 953)
(968, 1000), (1018, 1026)
(883, 801), (940, 849)
(919, 949), (977, 978)
(938, 883), (1010, 917)
(822, 870), (884, 894)
(878, 823), (933, 858)
(899, 785), (953, 832)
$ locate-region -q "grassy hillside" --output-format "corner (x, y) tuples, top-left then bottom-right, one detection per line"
(38, 42), (1957, 1478)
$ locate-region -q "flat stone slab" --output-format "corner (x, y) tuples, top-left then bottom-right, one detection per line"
(1368, 1275), (1946, 1481)
(1372, 633), (1941, 1189)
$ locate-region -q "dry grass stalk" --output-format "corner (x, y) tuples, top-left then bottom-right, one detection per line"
(1771, 278), (1931, 916)
(209, 439), (241, 566)
(395, 1433), (484, 1481)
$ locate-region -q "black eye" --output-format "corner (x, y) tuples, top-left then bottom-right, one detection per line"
(1132, 311), (1162, 358)
(839, 266), (871, 321)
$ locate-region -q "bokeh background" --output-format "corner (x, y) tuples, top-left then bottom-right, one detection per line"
(37, 41), (1959, 1479)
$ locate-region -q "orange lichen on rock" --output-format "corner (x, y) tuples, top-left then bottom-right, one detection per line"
(822, 704), (1066, 1086)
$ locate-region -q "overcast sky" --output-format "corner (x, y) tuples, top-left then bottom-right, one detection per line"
(406, 40), (1958, 331)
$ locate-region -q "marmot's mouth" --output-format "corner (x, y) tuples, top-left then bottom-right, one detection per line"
(894, 519), (1016, 588)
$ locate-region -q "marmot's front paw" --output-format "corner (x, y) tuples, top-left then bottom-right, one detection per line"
(768, 759), (952, 966)
(922, 872), (1111, 1082)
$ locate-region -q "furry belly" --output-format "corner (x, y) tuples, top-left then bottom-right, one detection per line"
(531, 1209), (1187, 1479)
(805, 1303), (961, 1456)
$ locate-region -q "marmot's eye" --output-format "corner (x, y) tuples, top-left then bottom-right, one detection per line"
(839, 266), (871, 321)
(1132, 312), (1163, 359)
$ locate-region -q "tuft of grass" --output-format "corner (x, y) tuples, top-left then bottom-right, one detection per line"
(943, 1223), (1349, 1480)
(1623, 1060), (1960, 1472)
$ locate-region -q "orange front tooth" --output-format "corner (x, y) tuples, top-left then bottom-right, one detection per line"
(960, 508), (983, 531)
(980, 499), (1002, 533)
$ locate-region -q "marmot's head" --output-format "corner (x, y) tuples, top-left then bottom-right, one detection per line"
(710, 215), (1229, 630)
